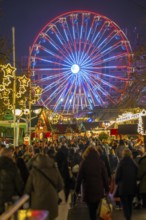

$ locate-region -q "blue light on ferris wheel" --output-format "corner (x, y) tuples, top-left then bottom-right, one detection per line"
(30, 10), (132, 113)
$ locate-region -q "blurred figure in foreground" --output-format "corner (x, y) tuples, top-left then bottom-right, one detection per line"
(25, 153), (64, 220)
(0, 147), (24, 214)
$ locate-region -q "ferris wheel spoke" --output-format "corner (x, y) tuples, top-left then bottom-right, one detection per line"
(51, 27), (75, 63)
(90, 40), (119, 63)
(72, 21), (84, 64)
(43, 74), (73, 106)
(65, 84), (77, 111)
(82, 70), (117, 104)
(80, 27), (113, 64)
(43, 72), (73, 96)
(63, 85), (75, 110)
(34, 44), (70, 64)
(54, 81), (74, 111)
(61, 24), (75, 55)
(83, 79), (103, 106)
(91, 21), (106, 45)
(81, 72), (102, 106)
(41, 33), (75, 64)
(82, 78), (104, 106)
(42, 73), (71, 95)
(96, 30), (118, 52)
(85, 68), (129, 82)
(31, 56), (71, 71)
(77, 16), (91, 63)
(57, 22), (79, 61)
(90, 41), (122, 64)
(94, 21), (116, 48)
(92, 52), (130, 67)
(91, 73), (122, 93)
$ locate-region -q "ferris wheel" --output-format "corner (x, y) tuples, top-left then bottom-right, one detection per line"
(29, 10), (133, 114)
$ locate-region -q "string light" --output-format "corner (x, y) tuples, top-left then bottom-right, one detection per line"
(137, 109), (146, 135)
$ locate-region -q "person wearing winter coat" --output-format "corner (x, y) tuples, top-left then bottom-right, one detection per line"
(0, 147), (24, 214)
(75, 146), (109, 220)
(109, 148), (119, 174)
(55, 148), (72, 202)
(115, 148), (138, 220)
(115, 139), (126, 160)
(24, 153), (64, 220)
(137, 152), (146, 208)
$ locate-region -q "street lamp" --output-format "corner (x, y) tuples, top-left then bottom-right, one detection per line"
(12, 109), (23, 146)
(18, 107), (43, 145)
(12, 107), (42, 146)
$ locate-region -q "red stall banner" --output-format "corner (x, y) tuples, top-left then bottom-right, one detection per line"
(46, 132), (51, 138)
(110, 129), (118, 136)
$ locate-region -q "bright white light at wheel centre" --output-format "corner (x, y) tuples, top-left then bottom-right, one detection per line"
(71, 64), (80, 74)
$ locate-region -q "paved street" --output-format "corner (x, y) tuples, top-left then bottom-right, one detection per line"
(56, 192), (146, 220)
(112, 209), (146, 220)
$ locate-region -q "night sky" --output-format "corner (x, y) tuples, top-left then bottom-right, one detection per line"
(1, 0), (146, 62)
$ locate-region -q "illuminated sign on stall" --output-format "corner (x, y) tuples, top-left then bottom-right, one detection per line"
(137, 110), (146, 136)
(116, 112), (141, 123)
(117, 109), (146, 135)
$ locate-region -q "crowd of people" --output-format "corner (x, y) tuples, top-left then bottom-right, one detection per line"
(0, 136), (146, 220)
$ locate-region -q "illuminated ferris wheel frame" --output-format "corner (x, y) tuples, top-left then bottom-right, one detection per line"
(29, 10), (133, 114)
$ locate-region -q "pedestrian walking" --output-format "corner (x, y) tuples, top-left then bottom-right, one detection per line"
(115, 148), (138, 220)
(24, 153), (64, 220)
(75, 145), (109, 220)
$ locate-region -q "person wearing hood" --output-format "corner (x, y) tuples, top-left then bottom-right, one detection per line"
(115, 148), (138, 220)
(0, 147), (24, 214)
(24, 153), (64, 220)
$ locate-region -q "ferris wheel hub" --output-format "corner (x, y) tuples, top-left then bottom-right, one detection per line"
(71, 64), (80, 74)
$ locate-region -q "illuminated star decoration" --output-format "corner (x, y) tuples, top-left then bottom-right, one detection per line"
(18, 75), (30, 87)
(3, 99), (10, 106)
(19, 86), (26, 94)
(1, 63), (16, 78)
(16, 92), (23, 98)
(33, 86), (43, 96)
(2, 77), (11, 86)
(8, 104), (13, 110)
(2, 90), (10, 98)
(31, 97), (39, 104)
(0, 85), (5, 91)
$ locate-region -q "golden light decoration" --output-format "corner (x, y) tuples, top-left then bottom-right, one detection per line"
(0, 85), (5, 91)
(2, 89), (10, 98)
(19, 86), (26, 94)
(8, 104), (13, 110)
(33, 86), (43, 96)
(31, 97), (39, 104)
(0, 63), (43, 110)
(3, 99), (10, 106)
(2, 77), (11, 86)
(19, 99), (25, 106)
(1, 63), (16, 78)
(16, 92), (23, 98)
(18, 75), (30, 87)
